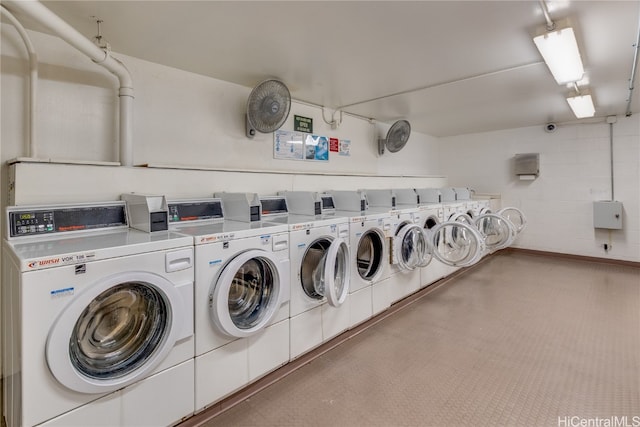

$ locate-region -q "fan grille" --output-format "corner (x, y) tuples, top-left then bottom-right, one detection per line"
(386, 120), (411, 153)
(247, 79), (291, 133)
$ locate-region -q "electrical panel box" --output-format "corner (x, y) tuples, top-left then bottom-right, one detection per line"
(593, 201), (623, 229)
(514, 153), (539, 177)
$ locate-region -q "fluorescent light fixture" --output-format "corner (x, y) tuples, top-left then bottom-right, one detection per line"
(567, 94), (595, 118)
(533, 27), (585, 84)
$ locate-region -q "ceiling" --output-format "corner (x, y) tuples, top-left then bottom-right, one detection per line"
(10, 1), (640, 137)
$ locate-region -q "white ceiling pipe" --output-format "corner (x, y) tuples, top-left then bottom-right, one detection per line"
(1, 5), (38, 158)
(3, 0), (134, 166)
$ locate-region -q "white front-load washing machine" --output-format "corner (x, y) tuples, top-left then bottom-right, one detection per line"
(168, 196), (290, 412)
(416, 203), (447, 287)
(330, 191), (393, 326)
(453, 187), (480, 219)
(362, 189), (430, 303)
(268, 192), (351, 360)
(497, 207), (527, 236)
(440, 187), (467, 221)
(2, 202), (195, 427)
(474, 212), (517, 253)
(476, 206), (527, 252)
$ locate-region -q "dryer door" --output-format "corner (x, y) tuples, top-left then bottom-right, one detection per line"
(430, 221), (485, 267)
(46, 271), (186, 394)
(497, 207), (527, 234)
(392, 223), (429, 271)
(475, 213), (516, 252)
(211, 249), (289, 338)
(315, 237), (350, 307)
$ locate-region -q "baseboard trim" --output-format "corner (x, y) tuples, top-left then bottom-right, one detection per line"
(504, 247), (640, 269)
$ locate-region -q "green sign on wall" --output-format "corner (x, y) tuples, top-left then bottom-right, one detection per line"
(294, 115), (313, 133)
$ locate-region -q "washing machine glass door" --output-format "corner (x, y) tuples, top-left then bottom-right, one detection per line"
(211, 249), (287, 338)
(301, 237), (350, 307)
(475, 213), (516, 252)
(430, 221), (485, 267)
(419, 215), (440, 267)
(393, 223), (429, 271)
(356, 229), (385, 280)
(497, 207), (527, 234)
(46, 271), (184, 394)
(450, 212), (475, 226)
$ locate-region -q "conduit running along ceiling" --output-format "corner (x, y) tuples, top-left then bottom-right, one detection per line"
(7, 1), (640, 137)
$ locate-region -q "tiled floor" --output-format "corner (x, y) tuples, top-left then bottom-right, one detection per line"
(189, 252), (640, 427)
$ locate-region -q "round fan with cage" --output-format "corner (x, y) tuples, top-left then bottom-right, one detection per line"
(378, 120), (411, 155)
(245, 79), (291, 138)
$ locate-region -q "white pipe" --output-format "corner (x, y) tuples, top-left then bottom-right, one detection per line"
(1, 4), (38, 158)
(538, 0), (556, 31)
(3, 0), (134, 166)
(625, 5), (640, 117)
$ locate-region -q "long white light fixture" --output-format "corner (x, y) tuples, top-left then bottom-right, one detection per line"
(533, 27), (585, 85)
(566, 93), (595, 118)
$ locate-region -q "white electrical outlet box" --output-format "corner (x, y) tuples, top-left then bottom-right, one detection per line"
(593, 201), (623, 229)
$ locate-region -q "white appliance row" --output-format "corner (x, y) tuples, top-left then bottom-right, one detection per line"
(2, 188), (525, 426)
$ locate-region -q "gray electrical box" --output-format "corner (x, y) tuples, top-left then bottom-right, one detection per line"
(593, 201), (623, 229)
(514, 153), (540, 177)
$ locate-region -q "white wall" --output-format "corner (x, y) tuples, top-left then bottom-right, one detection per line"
(1, 26), (443, 211)
(1, 29), (441, 175)
(440, 118), (640, 262)
(1, 23), (444, 398)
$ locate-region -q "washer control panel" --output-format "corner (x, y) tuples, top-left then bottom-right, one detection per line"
(168, 199), (224, 223)
(8, 203), (127, 238)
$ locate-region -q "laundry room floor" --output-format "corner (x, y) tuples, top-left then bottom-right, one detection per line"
(188, 251), (640, 427)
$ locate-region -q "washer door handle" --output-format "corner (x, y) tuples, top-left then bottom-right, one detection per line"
(166, 247), (193, 272)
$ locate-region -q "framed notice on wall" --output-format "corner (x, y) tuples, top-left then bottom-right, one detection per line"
(274, 130), (305, 160)
(304, 135), (329, 162)
(274, 130), (330, 162)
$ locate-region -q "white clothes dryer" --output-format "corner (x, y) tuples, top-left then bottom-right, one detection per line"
(168, 198), (290, 413)
(2, 202), (195, 427)
(270, 192), (351, 360)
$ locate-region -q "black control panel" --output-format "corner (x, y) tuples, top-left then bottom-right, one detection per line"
(168, 200), (224, 223)
(9, 204), (127, 238)
(260, 198), (288, 216)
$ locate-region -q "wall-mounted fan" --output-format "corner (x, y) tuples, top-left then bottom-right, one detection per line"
(378, 120), (411, 155)
(246, 79), (291, 138)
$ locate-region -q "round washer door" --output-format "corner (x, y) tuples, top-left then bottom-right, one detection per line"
(430, 221), (485, 267)
(318, 238), (350, 307)
(211, 249), (288, 338)
(475, 213), (516, 252)
(497, 207), (527, 234)
(393, 223), (429, 271)
(46, 271), (185, 394)
(450, 212), (475, 226)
